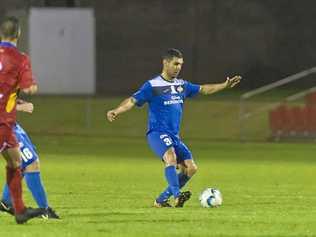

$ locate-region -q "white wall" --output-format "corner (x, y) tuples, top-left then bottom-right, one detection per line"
(29, 8), (95, 94)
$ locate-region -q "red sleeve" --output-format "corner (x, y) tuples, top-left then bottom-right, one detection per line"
(18, 54), (36, 89)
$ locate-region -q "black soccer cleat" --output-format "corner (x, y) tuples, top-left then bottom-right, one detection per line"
(154, 199), (172, 208)
(15, 207), (46, 224)
(174, 191), (192, 208)
(0, 200), (14, 216)
(41, 207), (60, 219)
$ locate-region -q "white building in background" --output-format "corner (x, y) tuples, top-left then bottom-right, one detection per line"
(29, 8), (95, 95)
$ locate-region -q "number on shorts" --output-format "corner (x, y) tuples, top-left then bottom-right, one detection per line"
(21, 147), (33, 162)
(163, 137), (172, 146)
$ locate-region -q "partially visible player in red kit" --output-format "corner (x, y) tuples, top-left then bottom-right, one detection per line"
(0, 16), (45, 224)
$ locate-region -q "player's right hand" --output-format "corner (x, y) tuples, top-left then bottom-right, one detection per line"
(16, 102), (34, 113)
(107, 110), (118, 122)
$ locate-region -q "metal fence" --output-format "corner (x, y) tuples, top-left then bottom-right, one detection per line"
(239, 67), (316, 142)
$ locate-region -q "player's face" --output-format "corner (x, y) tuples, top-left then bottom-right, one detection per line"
(164, 57), (184, 78)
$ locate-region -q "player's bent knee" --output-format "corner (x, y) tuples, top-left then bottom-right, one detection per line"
(8, 157), (22, 169)
(163, 148), (177, 166)
(7, 159), (21, 169)
(14, 159), (22, 168)
(187, 164), (198, 176)
(2, 147), (21, 168)
(164, 158), (177, 166)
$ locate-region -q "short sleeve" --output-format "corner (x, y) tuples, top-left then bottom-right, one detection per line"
(185, 81), (200, 98)
(132, 81), (153, 107)
(18, 55), (36, 89)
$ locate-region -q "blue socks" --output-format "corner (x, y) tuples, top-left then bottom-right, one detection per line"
(157, 171), (191, 203)
(24, 172), (49, 208)
(164, 166), (180, 199)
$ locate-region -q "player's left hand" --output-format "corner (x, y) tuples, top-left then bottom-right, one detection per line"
(225, 75), (242, 88)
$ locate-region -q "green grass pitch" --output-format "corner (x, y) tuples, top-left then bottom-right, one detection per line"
(0, 135), (315, 237)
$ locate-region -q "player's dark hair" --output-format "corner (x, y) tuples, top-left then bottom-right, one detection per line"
(163, 48), (183, 61)
(0, 16), (20, 39)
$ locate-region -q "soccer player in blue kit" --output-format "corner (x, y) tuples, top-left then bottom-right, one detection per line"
(0, 101), (59, 218)
(107, 49), (241, 207)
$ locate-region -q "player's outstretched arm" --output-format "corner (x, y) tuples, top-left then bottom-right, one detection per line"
(107, 97), (136, 122)
(200, 75), (241, 95)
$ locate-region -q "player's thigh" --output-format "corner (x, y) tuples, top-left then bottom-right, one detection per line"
(0, 124), (19, 154)
(2, 147), (22, 168)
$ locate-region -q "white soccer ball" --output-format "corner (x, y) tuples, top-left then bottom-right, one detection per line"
(199, 188), (223, 208)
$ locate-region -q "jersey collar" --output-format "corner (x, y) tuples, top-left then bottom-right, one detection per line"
(160, 74), (176, 83)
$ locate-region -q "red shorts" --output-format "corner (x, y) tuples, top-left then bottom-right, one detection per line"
(0, 124), (19, 153)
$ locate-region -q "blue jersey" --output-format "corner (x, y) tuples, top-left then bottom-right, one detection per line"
(14, 123), (39, 169)
(132, 75), (200, 136)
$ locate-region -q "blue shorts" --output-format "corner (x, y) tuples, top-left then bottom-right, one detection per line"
(147, 131), (192, 163)
(14, 124), (39, 169)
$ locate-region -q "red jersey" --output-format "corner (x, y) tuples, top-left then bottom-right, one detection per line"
(0, 42), (36, 125)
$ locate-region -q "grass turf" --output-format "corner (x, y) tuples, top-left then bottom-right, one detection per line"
(0, 136), (315, 236)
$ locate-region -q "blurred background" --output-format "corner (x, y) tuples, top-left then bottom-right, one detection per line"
(1, 0), (316, 142)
